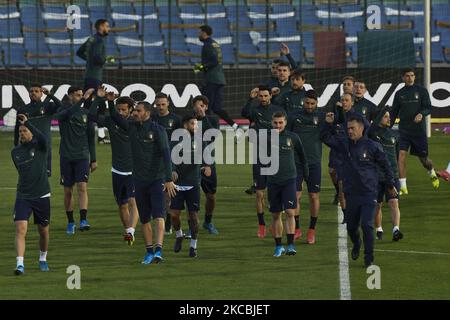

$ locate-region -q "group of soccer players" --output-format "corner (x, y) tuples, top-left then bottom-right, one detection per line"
(10, 21), (446, 275)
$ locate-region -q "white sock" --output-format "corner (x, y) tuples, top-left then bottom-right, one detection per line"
(232, 123), (238, 130)
(39, 251), (47, 262)
(126, 227), (135, 235)
(17, 256), (24, 267)
(399, 178), (407, 188)
(393, 226), (400, 232)
(376, 227), (383, 232)
(190, 239), (198, 249)
(98, 127), (106, 138)
(446, 162), (450, 173)
(428, 168), (436, 177)
(176, 229), (183, 238)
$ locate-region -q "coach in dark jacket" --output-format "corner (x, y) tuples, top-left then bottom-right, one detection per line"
(320, 112), (397, 267)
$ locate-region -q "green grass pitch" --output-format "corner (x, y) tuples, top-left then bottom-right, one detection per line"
(0, 131), (449, 299)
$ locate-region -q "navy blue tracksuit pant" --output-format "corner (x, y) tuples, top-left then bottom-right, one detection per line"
(345, 194), (377, 261)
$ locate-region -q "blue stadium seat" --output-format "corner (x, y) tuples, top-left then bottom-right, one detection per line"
(134, 3), (157, 17)
(344, 17), (364, 37)
(158, 5), (180, 23)
(208, 19), (230, 33)
(89, 6), (108, 25)
(72, 19), (92, 37)
(248, 5), (268, 15)
(276, 18), (297, 36)
(162, 30), (186, 46)
(21, 6), (46, 30)
(272, 3), (294, 15)
(0, 19), (22, 37)
(440, 29), (450, 48)
(179, 4), (203, 15)
(118, 46), (142, 66)
(206, 4), (226, 15)
(221, 44), (235, 64)
(298, 4), (320, 25)
(23, 32), (48, 52)
(187, 44), (201, 64)
(237, 43), (259, 64)
(143, 46), (166, 65)
(431, 42), (444, 63)
(3, 44), (26, 67)
(48, 44), (71, 66)
(113, 19), (139, 37)
(111, 5), (134, 15)
(27, 51), (51, 67)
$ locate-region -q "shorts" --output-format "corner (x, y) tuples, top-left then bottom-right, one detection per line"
(134, 179), (165, 224)
(267, 179), (297, 213)
(83, 77), (103, 92)
(202, 83), (224, 113)
(112, 172), (135, 205)
(201, 166), (217, 194)
(13, 197), (51, 226)
(170, 186), (200, 212)
(377, 179), (401, 203)
(399, 133), (428, 157)
(296, 163), (322, 193)
(328, 149), (341, 169)
(253, 163), (268, 190)
(60, 157), (89, 187)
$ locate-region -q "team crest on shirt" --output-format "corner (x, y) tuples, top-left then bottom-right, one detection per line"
(40, 107), (45, 115)
(414, 92), (419, 100)
(362, 107), (367, 115)
(82, 114), (87, 123)
(391, 137), (396, 144)
(296, 118), (302, 124)
(168, 119), (174, 128)
(313, 116), (318, 125)
(147, 131), (154, 141)
(30, 148), (35, 157)
(286, 138), (292, 147)
(300, 99), (304, 106)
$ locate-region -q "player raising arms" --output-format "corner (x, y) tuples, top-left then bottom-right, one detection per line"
(287, 90), (325, 244)
(277, 69), (307, 114)
(57, 87), (97, 234)
(241, 86), (284, 238)
(12, 114), (51, 275)
(108, 95), (176, 264)
(89, 87), (139, 245)
(390, 68), (439, 194)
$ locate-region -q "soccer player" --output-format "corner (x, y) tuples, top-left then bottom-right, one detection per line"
(57, 87), (97, 234)
(151, 92), (181, 235)
(76, 18), (112, 144)
(353, 81), (378, 122)
(268, 111), (308, 257)
(390, 68), (439, 194)
(270, 61), (292, 106)
(192, 95), (220, 235)
(263, 43), (298, 89)
(321, 112), (397, 267)
(327, 76), (355, 204)
(241, 86), (284, 238)
(197, 25), (241, 136)
(108, 98), (176, 264)
(89, 88), (139, 245)
(171, 115), (211, 257)
(12, 114), (51, 275)
(368, 107), (403, 241)
(14, 85), (62, 176)
(277, 69), (307, 114)
(288, 90), (325, 244)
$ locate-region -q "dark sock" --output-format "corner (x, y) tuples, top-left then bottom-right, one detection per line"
(309, 216), (318, 229)
(66, 211), (74, 223)
(155, 244), (162, 253)
(275, 237), (282, 246)
(294, 216), (300, 229)
(214, 109), (236, 127)
(257, 212), (265, 226)
(145, 245), (153, 254)
(287, 234), (294, 245)
(80, 209), (87, 221)
(165, 213), (171, 229)
(333, 182), (339, 195)
(205, 213), (212, 224)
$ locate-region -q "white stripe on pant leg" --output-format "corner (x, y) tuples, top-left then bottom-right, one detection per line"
(338, 205), (351, 300)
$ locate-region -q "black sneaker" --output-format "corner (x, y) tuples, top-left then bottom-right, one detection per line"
(392, 229), (404, 242)
(351, 239), (361, 260)
(189, 247), (197, 258)
(376, 231), (383, 240)
(174, 236), (183, 253)
(364, 255), (374, 268)
(245, 185), (256, 195)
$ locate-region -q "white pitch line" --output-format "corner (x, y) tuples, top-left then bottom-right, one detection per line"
(337, 206), (351, 300)
(375, 249), (450, 256)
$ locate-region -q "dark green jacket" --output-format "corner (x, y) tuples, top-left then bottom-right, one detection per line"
(76, 33), (107, 81)
(12, 122), (50, 199)
(201, 37), (226, 85)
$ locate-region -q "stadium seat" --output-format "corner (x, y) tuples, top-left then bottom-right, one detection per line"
(298, 4), (320, 26)
(0, 19), (22, 37)
(88, 6), (108, 25)
(48, 44), (71, 66)
(187, 43), (201, 64)
(72, 19), (92, 37)
(20, 6), (46, 30)
(23, 32), (49, 52)
(237, 43), (259, 64)
(276, 18), (297, 37)
(431, 42), (444, 63)
(118, 46), (142, 66)
(143, 46), (166, 65)
(221, 44), (235, 64)
(3, 44), (26, 67)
